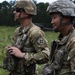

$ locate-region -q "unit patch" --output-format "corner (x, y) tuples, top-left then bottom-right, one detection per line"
(37, 38), (45, 44)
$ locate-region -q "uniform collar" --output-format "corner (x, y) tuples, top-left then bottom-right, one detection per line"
(19, 22), (33, 35)
(58, 27), (74, 45)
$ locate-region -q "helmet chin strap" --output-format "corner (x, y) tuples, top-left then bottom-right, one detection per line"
(54, 15), (72, 32)
(54, 15), (63, 32)
(17, 11), (31, 21)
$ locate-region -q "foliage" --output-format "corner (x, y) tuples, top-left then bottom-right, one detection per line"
(0, 0), (75, 27)
(0, 26), (58, 75)
(0, 1), (52, 27)
(0, 26), (15, 75)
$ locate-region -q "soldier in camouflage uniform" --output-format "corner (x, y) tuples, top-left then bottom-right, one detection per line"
(3, 0), (50, 75)
(40, 0), (75, 75)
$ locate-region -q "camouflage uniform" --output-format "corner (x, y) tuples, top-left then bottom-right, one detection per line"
(49, 28), (75, 75)
(11, 23), (49, 75)
(40, 0), (75, 75)
(2, 0), (49, 75)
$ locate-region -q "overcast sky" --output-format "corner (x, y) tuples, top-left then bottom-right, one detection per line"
(0, 0), (57, 3)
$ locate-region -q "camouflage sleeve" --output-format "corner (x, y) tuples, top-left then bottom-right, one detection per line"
(24, 29), (50, 64)
(67, 36), (75, 72)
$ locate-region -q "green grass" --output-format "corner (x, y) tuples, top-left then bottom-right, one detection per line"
(45, 31), (58, 45)
(0, 26), (58, 75)
(0, 26), (15, 75)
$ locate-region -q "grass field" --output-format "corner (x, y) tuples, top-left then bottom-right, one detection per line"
(0, 26), (58, 75)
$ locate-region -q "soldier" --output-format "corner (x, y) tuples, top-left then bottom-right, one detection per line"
(40, 0), (75, 75)
(3, 0), (50, 75)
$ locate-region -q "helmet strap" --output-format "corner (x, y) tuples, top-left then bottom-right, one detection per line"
(54, 15), (63, 32)
(18, 11), (32, 20)
(54, 15), (72, 32)
(60, 16), (73, 26)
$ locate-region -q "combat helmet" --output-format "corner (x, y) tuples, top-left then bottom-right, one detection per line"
(13, 0), (37, 15)
(47, 0), (75, 17)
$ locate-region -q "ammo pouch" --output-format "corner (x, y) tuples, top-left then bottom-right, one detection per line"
(2, 50), (18, 71)
(53, 49), (65, 70)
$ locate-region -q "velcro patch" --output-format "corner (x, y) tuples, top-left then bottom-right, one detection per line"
(37, 38), (45, 44)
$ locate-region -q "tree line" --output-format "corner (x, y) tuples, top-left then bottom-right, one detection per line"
(0, 1), (52, 28)
(0, 0), (75, 28)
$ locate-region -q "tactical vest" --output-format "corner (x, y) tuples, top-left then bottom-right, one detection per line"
(50, 29), (75, 75)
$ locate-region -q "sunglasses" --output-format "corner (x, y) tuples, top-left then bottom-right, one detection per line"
(13, 8), (25, 12)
